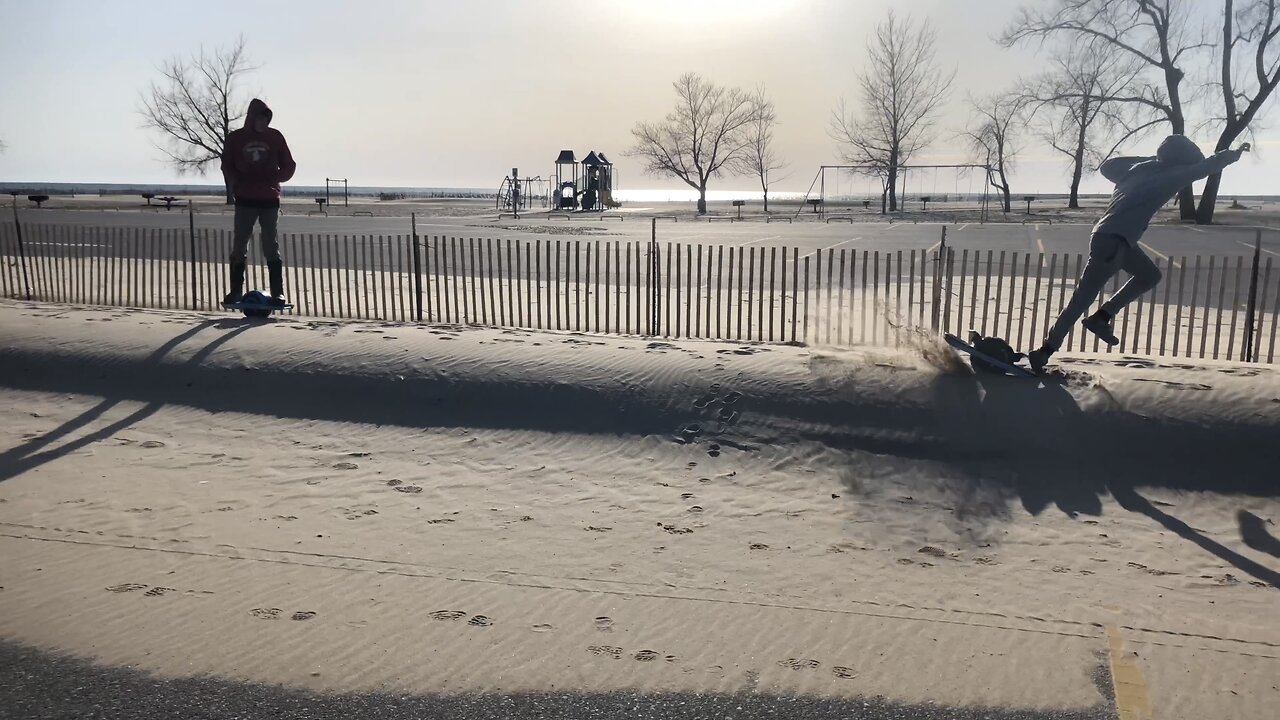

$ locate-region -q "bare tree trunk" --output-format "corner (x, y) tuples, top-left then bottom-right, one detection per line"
(1166, 105), (1197, 221)
(1068, 158), (1083, 209)
(887, 161), (899, 212)
(1001, 182), (1012, 213)
(697, 185), (708, 215)
(763, 187), (769, 213)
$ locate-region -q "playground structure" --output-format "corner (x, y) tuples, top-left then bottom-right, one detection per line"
(795, 164), (994, 221)
(325, 178), (349, 208)
(551, 149), (617, 212)
(496, 168), (550, 214)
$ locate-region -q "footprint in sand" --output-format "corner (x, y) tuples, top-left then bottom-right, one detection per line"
(594, 616), (614, 632)
(291, 611), (317, 621)
(532, 623), (555, 633)
(386, 479), (402, 487)
(777, 658), (821, 671)
(750, 543), (769, 550)
(707, 443), (721, 458)
(144, 586), (175, 597)
(429, 610), (467, 621)
(681, 493), (695, 500)
(585, 526), (612, 532)
(395, 485), (423, 494)
(633, 650), (659, 662)
(832, 666), (858, 679)
(588, 645), (623, 659)
(139, 440), (166, 449)
(720, 390), (742, 405)
(250, 608), (282, 620)
(106, 583), (148, 593)
(333, 462), (359, 470)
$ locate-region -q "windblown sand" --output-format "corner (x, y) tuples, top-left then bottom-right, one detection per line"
(0, 300), (1276, 718)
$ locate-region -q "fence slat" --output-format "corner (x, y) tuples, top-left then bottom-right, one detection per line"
(1265, 258), (1278, 363)
(1212, 255), (1228, 359)
(1227, 255), (1243, 361)
(717, 245), (726, 339)
(1253, 257), (1272, 362)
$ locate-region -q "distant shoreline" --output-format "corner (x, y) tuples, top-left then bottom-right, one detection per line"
(10, 181), (1267, 203)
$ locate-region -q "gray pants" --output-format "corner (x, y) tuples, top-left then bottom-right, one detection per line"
(230, 204), (281, 264)
(1044, 233), (1162, 351)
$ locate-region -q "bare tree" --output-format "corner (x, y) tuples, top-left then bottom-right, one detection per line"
(1002, 0), (1211, 220)
(961, 93), (1025, 213)
(627, 73), (760, 215)
(730, 87), (787, 213)
(1022, 45), (1162, 207)
(140, 36), (256, 204)
(831, 11), (955, 213)
(1197, 0), (1279, 223)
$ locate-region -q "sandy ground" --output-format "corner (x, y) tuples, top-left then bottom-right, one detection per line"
(14, 192), (1280, 227)
(0, 300), (1277, 718)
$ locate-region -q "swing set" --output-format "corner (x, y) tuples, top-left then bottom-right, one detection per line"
(795, 164), (994, 222)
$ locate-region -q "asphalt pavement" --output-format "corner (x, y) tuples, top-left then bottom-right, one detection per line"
(0, 639), (1113, 720)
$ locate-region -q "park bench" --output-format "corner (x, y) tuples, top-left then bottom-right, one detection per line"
(157, 196), (185, 210)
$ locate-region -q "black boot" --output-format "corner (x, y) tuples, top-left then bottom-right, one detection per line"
(268, 260), (287, 306)
(223, 261), (246, 304)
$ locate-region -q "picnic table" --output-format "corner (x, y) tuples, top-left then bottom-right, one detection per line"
(157, 196), (186, 210)
(28, 195), (50, 208)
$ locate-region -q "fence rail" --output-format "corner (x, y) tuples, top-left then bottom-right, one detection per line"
(2, 219), (1277, 364)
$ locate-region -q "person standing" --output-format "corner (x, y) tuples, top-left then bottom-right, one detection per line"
(221, 98), (296, 305)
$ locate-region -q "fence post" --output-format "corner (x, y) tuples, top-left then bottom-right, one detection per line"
(1243, 230), (1262, 362)
(10, 198), (33, 300)
(930, 226), (947, 331)
(650, 217), (660, 336)
(411, 213), (423, 322)
(187, 201), (198, 310)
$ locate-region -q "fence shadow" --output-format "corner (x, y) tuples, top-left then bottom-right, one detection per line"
(0, 320), (253, 484)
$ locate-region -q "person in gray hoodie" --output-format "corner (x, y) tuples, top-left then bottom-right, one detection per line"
(1027, 135), (1249, 373)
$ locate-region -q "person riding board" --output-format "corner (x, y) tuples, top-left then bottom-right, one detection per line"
(1028, 135), (1250, 373)
(221, 98), (297, 306)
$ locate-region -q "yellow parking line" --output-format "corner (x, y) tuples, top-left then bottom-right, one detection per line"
(1106, 624), (1153, 720)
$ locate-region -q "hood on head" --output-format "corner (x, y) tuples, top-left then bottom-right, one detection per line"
(244, 98), (273, 129)
(1156, 135), (1204, 165)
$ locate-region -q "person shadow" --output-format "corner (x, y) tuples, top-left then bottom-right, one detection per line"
(0, 319), (252, 484)
(933, 369), (1280, 589)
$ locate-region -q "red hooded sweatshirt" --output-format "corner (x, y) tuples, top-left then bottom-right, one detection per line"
(222, 98), (296, 205)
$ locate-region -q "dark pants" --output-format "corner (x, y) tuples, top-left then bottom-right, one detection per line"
(1044, 233), (1163, 351)
(230, 204), (281, 264)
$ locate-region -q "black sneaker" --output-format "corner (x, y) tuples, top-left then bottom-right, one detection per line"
(1028, 347), (1052, 375)
(223, 290), (243, 305)
(1082, 310), (1119, 346)
(268, 295), (288, 308)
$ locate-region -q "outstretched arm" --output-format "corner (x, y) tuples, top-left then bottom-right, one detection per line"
(1099, 156), (1147, 183)
(1160, 145), (1248, 189)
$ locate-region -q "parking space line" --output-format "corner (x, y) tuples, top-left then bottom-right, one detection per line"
(1237, 239), (1280, 257)
(1139, 241), (1182, 270)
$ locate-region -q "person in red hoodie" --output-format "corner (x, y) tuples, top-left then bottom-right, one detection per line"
(221, 98), (296, 305)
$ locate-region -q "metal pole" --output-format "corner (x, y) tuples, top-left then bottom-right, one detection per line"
(1243, 230), (1262, 362)
(411, 213), (423, 322)
(10, 196), (32, 300)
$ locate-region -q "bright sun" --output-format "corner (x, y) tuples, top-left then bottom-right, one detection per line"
(618, 0), (793, 26)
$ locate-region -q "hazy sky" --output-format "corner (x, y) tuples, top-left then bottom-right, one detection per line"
(1, 0), (1276, 196)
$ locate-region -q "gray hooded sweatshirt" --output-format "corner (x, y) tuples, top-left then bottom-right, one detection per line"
(1092, 135), (1243, 243)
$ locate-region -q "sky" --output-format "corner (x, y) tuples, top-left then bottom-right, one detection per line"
(0, 0), (1276, 197)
